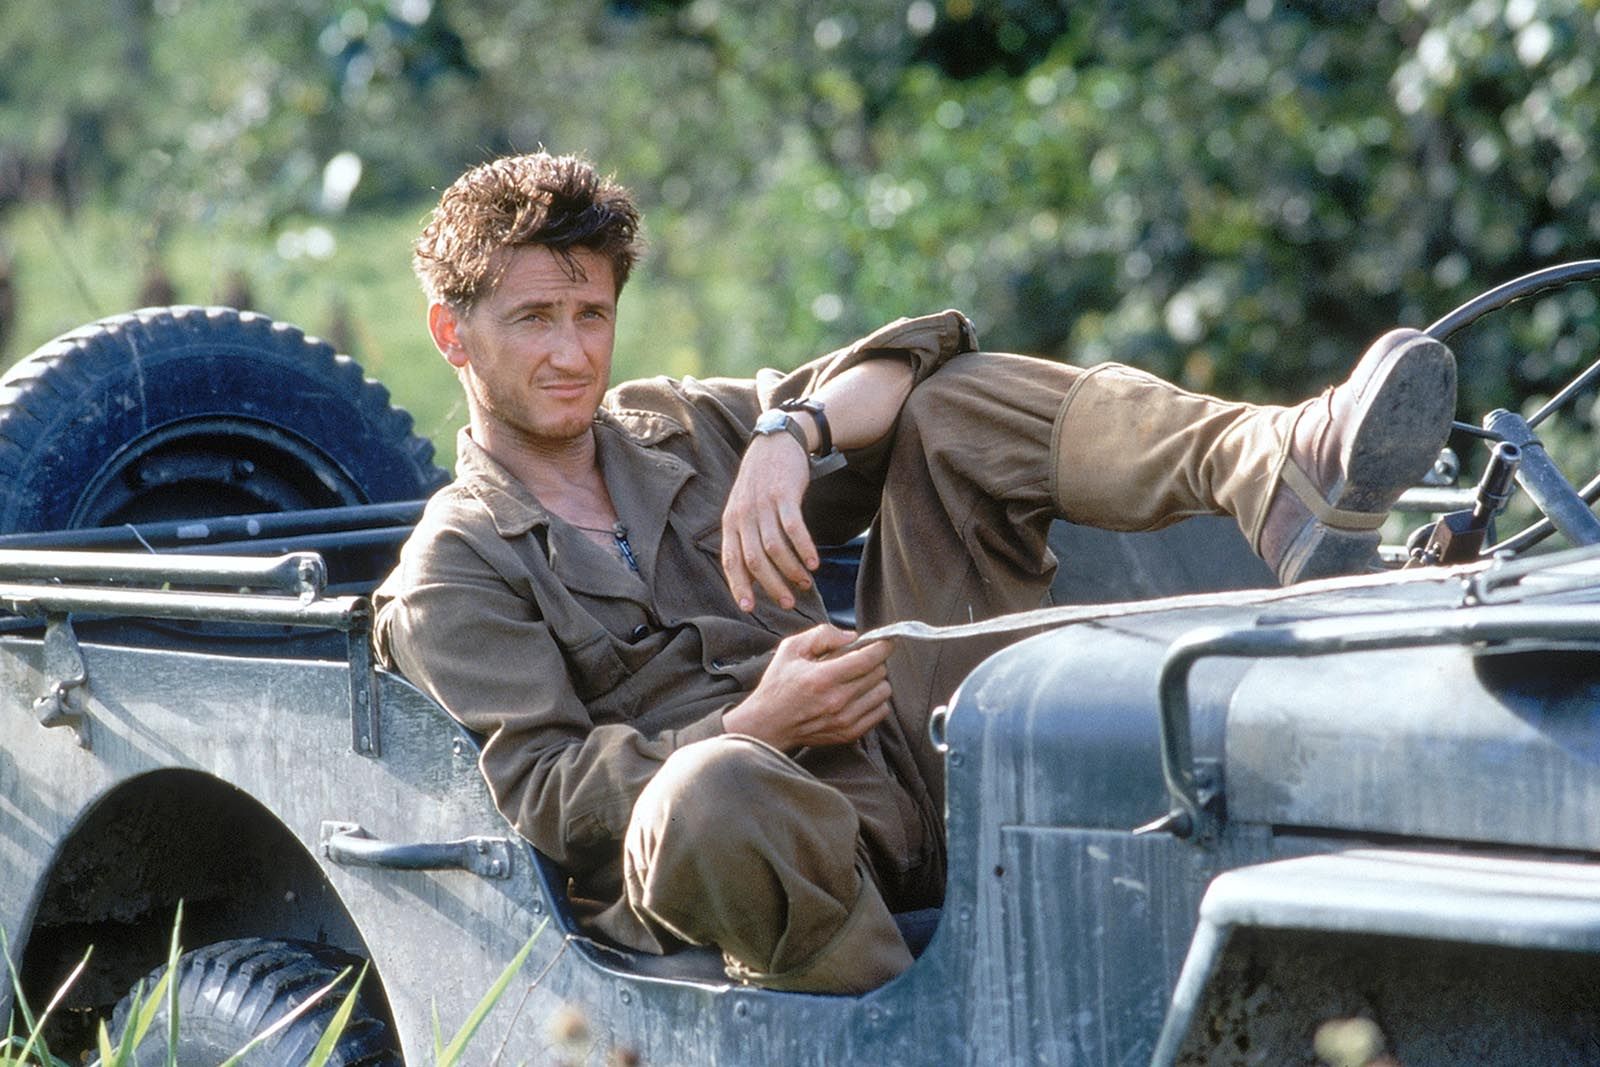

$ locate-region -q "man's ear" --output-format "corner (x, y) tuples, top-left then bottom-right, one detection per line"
(428, 302), (471, 369)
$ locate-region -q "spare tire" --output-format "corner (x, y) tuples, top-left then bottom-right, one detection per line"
(0, 306), (449, 534)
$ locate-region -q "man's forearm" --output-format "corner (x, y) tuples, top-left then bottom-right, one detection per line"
(722, 354), (918, 612)
(793, 357), (916, 453)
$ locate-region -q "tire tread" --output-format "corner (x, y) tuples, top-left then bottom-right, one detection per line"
(112, 937), (401, 1067)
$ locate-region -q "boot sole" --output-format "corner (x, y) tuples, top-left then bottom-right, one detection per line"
(1281, 332), (1457, 582)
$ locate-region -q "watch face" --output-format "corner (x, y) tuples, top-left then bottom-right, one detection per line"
(754, 409), (791, 435)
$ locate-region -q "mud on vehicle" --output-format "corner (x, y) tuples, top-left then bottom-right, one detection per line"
(5, 266), (1600, 1066)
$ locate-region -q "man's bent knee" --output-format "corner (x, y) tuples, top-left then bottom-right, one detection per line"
(623, 734), (863, 950)
(631, 734), (792, 839)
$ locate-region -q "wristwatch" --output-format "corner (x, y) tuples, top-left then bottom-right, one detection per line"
(752, 399), (847, 478)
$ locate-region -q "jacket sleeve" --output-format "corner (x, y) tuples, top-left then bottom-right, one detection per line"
(633, 308), (981, 440)
(779, 309), (983, 542)
(763, 308), (979, 408)
(372, 510), (724, 876)
(643, 310), (980, 543)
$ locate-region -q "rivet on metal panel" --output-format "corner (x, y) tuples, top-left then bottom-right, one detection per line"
(733, 1001), (750, 1019)
(927, 704), (950, 753)
(957, 905), (973, 924)
(451, 738), (465, 757)
(948, 751), (964, 767)
(619, 989), (633, 1005)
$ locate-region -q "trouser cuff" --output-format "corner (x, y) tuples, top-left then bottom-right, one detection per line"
(722, 871), (913, 995)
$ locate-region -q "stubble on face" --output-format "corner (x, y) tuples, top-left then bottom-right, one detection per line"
(452, 246), (618, 461)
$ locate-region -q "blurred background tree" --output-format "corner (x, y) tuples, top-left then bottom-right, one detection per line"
(1, 0), (1598, 468)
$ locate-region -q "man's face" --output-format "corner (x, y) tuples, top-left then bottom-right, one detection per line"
(435, 245), (617, 450)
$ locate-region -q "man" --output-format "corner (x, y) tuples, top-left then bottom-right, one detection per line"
(373, 152), (1456, 994)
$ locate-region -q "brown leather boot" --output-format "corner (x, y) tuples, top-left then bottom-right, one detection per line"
(1256, 328), (1457, 583)
(1052, 329), (1456, 585)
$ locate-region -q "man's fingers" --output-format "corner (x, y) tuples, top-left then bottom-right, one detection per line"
(721, 502), (816, 612)
(777, 500), (820, 573)
(739, 521), (797, 610)
(757, 510), (812, 592)
(846, 680), (893, 724)
(788, 624), (854, 657)
(816, 638), (893, 678)
(721, 525), (757, 612)
(822, 680), (893, 744)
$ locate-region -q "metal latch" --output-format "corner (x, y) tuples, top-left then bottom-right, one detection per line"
(34, 613), (90, 748)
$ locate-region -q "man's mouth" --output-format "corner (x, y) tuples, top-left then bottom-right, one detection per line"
(538, 379), (592, 396)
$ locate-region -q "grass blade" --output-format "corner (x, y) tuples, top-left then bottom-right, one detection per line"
(162, 907), (181, 1067)
(11, 949), (87, 1066)
(214, 966), (350, 1067)
(121, 970), (173, 1061)
(436, 923), (545, 1067)
(0, 927), (42, 1051)
(101, 969), (172, 1067)
(94, 1019), (115, 1066)
(302, 963), (367, 1067)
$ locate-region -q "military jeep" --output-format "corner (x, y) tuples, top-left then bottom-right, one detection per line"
(4, 262), (1600, 1066)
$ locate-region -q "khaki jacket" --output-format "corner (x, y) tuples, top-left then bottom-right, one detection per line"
(372, 312), (976, 939)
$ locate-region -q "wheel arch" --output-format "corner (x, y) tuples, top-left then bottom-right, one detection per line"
(16, 766), (395, 1047)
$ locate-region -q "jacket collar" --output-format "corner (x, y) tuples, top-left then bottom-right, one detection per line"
(454, 410), (694, 591)
(453, 428), (552, 540)
(591, 409), (694, 584)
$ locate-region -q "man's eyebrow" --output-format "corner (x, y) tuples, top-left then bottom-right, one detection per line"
(501, 299), (556, 316)
(499, 296), (614, 319)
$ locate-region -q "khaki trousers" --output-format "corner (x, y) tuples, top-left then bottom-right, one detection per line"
(623, 352), (1292, 993)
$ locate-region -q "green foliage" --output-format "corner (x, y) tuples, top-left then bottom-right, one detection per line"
(4, 0), (1600, 477)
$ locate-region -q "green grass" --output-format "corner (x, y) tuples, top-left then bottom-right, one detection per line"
(2, 910), (548, 1067)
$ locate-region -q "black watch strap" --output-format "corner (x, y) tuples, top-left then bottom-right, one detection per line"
(778, 398), (834, 457)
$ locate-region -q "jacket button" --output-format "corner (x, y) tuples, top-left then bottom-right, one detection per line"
(631, 624), (650, 639)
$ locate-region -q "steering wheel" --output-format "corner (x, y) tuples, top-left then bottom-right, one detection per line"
(1410, 259), (1600, 562)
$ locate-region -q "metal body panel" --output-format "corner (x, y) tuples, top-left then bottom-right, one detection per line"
(0, 637), (544, 1063)
(1198, 850), (1600, 949)
(943, 604), (1268, 1063)
(1229, 643), (1600, 851)
(9, 545), (1600, 1062)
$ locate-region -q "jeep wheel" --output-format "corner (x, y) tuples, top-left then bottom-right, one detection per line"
(0, 306), (448, 533)
(112, 938), (401, 1066)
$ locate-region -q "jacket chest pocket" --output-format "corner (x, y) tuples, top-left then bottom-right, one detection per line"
(559, 627), (632, 706)
(548, 593), (665, 715)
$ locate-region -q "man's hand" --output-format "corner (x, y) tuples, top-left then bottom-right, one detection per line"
(721, 625), (892, 750)
(721, 430), (819, 612)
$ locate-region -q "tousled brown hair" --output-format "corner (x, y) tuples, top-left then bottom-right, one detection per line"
(413, 153), (642, 307)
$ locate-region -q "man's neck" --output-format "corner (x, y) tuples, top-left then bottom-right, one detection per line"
(470, 419), (616, 525)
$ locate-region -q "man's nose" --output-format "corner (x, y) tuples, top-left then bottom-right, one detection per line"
(547, 320), (587, 370)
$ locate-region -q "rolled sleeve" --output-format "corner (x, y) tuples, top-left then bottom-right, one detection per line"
(763, 308), (979, 409)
